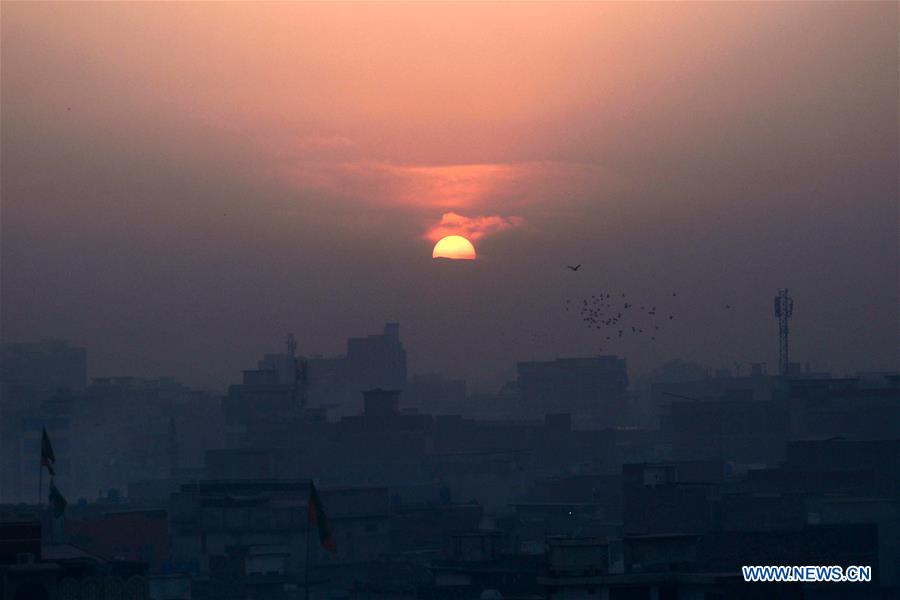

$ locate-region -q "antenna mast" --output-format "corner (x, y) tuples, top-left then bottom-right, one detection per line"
(773, 289), (794, 376)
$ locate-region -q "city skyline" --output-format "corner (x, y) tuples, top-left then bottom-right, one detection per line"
(2, 2), (897, 391)
(1, 4), (898, 596)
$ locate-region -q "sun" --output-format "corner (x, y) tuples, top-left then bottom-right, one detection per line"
(432, 235), (476, 260)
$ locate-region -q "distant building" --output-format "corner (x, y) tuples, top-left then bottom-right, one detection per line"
(650, 372), (779, 409)
(662, 395), (790, 465)
(168, 479), (389, 598)
(260, 323), (408, 418)
(421, 529), (545, 599)
(786, 375), (900, 440)
(0, 339), (86, 404)
(0, 513), (148, 600)
(363, 388), (401, 418)
(223, 366), (323, 448)
(347, 323), (407, 393)
(406, 373), (467, 414)
(0, 342), (84, 503)
(65, 508), (170, 571)
(516, 356), (628, 423)
(622, 461), (725, 537)
(68, 376), (222, 502)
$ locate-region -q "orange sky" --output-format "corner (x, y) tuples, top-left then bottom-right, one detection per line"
(2, 2), (897, 388)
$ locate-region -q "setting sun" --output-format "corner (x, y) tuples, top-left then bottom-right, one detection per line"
(432, 235), (476, 260)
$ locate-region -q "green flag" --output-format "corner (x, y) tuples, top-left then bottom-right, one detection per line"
(48, 480), (67, 518)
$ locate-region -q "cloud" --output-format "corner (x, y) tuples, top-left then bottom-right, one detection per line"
(279, 160), (525, 209)
(424, 211), (525, 242)
(277, 158), (618, 212)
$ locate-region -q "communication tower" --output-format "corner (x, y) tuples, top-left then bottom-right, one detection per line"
(773, 289), (794, 376)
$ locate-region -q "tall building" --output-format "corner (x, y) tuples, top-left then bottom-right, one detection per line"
(235, 323), (407, 422)
(346, 323), (407, 392)
(223, 367), (321, 448)
(516, 356), (628, 423)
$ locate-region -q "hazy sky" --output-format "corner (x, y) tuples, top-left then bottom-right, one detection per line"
(2, 2), (897, 391)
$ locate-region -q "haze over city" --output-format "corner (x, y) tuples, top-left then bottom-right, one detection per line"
(3, 2), (897, 392)
(2, 3), (900, 599)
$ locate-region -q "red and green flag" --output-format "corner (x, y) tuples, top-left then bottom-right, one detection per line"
(40, 427), (56, 476)
(48, 480), (67, 518)
(308, 481), (336, 552)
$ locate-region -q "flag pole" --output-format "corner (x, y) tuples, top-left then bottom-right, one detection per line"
(305, 512), (311, 600)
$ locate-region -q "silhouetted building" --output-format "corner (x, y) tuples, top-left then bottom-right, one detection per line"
(787, 375), (900, 440)
(363, 389), (401, 418)
(662, 394), (790, 465)
(168, 479), (389, 599)
(0, 512), (148, 600)
(406, 374), (467, 414)
(517, 356), (628, 423)
(223, 367), (322, 448)
(622, 461), (725, 536)
(421, 530), (544, 600)
(292, 323), (408, 417)
(347, 323), (407, 393)
(61, 376), (223, 502)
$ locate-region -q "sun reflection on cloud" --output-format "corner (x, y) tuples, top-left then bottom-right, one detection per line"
(424, 212), (524, 243)
(280, 158), (610, 212)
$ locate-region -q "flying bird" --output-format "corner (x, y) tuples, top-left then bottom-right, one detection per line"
(567, 264), (581, 271)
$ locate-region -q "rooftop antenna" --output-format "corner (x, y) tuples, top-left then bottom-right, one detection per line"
(773, 289), (794, 376)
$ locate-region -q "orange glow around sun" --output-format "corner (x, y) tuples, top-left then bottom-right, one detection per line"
(432, 235), (476, 260)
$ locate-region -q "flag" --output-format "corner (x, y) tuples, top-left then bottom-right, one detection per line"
(48, 480), (67, 518)
(307, 481), (336, 552)
(40, 427), (55, 476)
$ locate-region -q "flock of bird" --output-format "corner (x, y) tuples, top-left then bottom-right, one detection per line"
(565, 263), (734, 349)
(497, 263), (738, 354)
(566, 290), (675, 344)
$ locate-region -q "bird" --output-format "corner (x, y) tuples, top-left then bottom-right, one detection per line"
(567, 264), (581, 271)
(724, 304), (731, 309)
